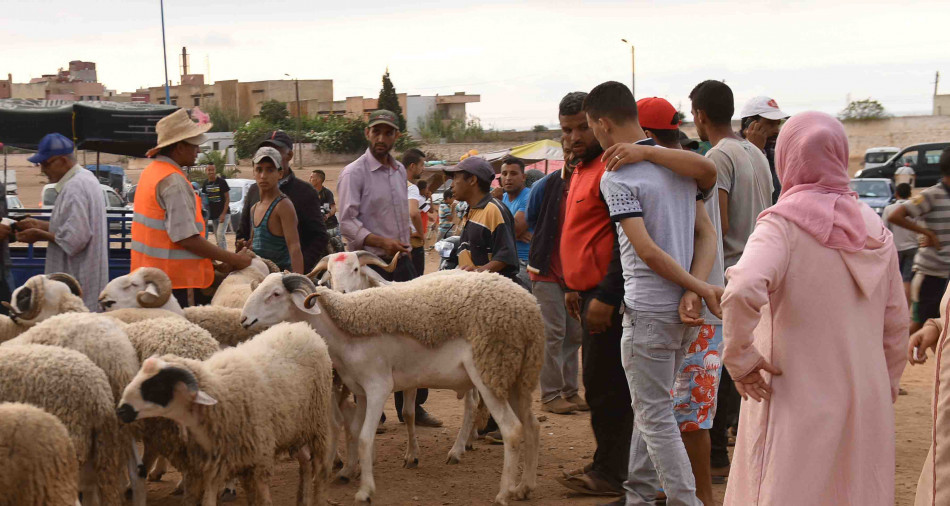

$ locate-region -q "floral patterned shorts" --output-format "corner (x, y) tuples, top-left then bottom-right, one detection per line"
(671, 324), (723, 432)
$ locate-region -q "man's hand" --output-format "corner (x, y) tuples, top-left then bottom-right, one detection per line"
(16, 217), (45, 231)
(909, 323), (941, 365)
(459, 265), (476, 272)
(15, 228), (51, 244)
(744, 120), (768, 150)
(565, 291), (581, 321)
(678, 291), (705, 326)
(734, 360), (783, 402)
(586, 298), (616, 334)
(219, 213), (228, 223)
(235, 239), (247, 253)
(602, 143), (652, 172)
(379, 237), (411, 257)
(227, 252), (253, 270)
(922, 229), (941, 249)
(696, 283), (725, 320)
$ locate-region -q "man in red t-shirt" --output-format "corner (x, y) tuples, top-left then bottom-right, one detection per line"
(553, 92), (632, 497)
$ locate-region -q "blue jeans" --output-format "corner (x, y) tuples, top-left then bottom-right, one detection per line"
(621, 309), (701, 506)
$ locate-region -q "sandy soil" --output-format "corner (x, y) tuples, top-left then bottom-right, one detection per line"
(2, 152), (934, 505)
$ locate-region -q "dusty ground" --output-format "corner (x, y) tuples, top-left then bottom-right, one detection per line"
(2, 151), (935, 505)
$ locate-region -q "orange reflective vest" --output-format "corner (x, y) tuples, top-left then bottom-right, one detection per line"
(131, 160), (213, 289)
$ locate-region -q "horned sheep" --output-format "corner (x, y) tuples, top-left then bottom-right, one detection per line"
(0, 273), (87, 342)
(240, 271), (544, 505)
(0, 344), (124, 506)
(117, 322), (334, 506)
(0, 402), (80, 506)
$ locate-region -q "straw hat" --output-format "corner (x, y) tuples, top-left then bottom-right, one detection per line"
(146, 108), (213, 158)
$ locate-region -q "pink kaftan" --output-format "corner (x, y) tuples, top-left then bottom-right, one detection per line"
(721, 207), (908, 506)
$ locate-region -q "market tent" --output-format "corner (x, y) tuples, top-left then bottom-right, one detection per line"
(0, 99), (179, 156)
(479, 139), (565, 173)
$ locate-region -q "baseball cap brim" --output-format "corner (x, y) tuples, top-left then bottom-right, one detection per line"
(28, 149), (72, 164)
(367, 118), (399, 130)
(757, 109), (789, 121)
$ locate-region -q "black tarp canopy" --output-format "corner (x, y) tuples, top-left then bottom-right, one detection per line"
(0, 99), (179, 157)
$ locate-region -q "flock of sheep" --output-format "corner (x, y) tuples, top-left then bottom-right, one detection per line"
(0, 250), (545, 506)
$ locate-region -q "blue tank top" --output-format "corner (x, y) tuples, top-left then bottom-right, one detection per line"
(252, 194), (292, 271)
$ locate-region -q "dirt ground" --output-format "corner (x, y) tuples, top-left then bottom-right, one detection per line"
(2, 152), (935, 505)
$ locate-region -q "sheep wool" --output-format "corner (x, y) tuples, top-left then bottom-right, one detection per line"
(0, 344), (123, 506)
(3, 312), (139, 405)
(104, 307), (183, 324)
(311, 270), (544, 400)
(154, 322), (333, 504)
(0, 402), (79, 506)
(184, 305), (258, 347)
(0, 316), (21, 343)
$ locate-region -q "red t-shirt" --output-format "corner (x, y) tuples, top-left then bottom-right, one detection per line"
(559, 157), (615, 292)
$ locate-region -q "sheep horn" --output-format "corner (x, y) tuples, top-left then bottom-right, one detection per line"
(306, 254), (332, 281)
(14, 276), (45, 321)
(356, 251), (399, 273)
(136, 268), (172, 308)
(303, 292), (321, 309)
(261, 258), (280, 274)
(282, 273), (316, 297)
(46, 273), (83, 298)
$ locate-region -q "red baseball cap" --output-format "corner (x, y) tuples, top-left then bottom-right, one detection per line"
(637, 97), (681, 131)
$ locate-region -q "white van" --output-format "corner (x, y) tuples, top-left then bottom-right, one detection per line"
(863, 147), (900, 172)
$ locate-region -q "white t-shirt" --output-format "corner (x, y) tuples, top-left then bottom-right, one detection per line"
(882, 199), (918, 252)
(407, 182), (426, 233)
(895, 166), (916, 187)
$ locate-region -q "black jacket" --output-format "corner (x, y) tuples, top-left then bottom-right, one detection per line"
(238, 170), (328, 272)
(526, 171), (565, 278)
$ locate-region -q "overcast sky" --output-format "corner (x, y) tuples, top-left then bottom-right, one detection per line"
(3, 0), (948, 130)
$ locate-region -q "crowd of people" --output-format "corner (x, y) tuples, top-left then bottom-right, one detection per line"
(12, 75), (950, 505)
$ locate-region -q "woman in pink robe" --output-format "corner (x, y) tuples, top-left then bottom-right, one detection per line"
(720, 111), (909, 506)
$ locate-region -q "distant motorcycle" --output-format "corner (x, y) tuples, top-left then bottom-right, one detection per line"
(434, 236), (460, 271)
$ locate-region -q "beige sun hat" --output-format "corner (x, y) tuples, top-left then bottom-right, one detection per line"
(145, 108), (213, 158)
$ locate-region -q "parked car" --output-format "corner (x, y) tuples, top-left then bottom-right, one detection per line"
(863, 147), (900, 172)
(41, 183), (130, 231)
(855, 142), (950, 187)
(6, 194), (22, 210)
(849, 178), (895, 215)
(226, 178), (255, 233)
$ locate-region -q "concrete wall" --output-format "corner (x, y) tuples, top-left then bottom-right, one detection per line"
(11, 82), (45, 99)
(935, 95), (950, 116)
(406, 95), (436, 135)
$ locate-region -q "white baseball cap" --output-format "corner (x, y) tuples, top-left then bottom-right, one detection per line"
(739, 96), (789, 120)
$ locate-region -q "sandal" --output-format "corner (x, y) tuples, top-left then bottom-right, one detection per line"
(556, 470), (624, 497)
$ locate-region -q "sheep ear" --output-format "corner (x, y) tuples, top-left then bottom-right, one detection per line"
(193, 390), (217, 406)
(144, 283), (160, 297)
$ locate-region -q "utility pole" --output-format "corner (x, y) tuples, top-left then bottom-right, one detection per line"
(621, 39), (635, 98)
(286, 74), (302, 168)
(160, 0), (170, 105)
(936, 71), (941, 97)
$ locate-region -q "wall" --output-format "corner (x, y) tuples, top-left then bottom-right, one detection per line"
(406, 95), (436, 135)
(935, 95), (950, 116)
(11, 82), (45, 99)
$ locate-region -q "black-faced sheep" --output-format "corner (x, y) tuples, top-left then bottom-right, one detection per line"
(0, 273), (86, 342)
(0, 344), (124, 506)
(0, 402), (80, 506)
(240, 271), (543, 506)
(117, 322), (334, 506)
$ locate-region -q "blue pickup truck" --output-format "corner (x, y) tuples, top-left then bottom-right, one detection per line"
(9, 209), (133, 287)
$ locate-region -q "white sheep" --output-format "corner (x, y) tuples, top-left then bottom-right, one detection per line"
(117, 321), (334, 506)
(121, 316), (222, 495)
(306, 250), (397, 292)
(240, 271), (543, 506)
(0, 344), (124, 506)
(0, 402), (80, 506)
(98, 267), (184, 314)
(211, 251), (280, 308)
(0, 273), (87, 342)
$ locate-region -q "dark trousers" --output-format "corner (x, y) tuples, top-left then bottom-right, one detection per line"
(368, 253), (428, 416)
(580, 293), (633, 487)
(710, 366), (741, 468)
(411, 246), (425, 277)
(173, 288), (212, 308)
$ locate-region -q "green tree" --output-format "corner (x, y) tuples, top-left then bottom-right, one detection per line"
(838, 99), (890, 122)
(259, 100), (290, 125)
(377, 70), (407, 131)
(532, 124), (548, 133)
(205, 105), (248, 133)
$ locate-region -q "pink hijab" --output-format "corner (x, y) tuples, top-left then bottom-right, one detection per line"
(758, 111), (871, 252)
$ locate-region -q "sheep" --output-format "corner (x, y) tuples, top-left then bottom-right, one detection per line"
(121, 316), (221, 494)
(306, 250), (398, 292)
(210, 250), (280, 308)
(0, 273), (87, 342)
(117, 321), (334, 506)
(240, 271), (544, 505)
(98, 267), (184, 314)
(1, 312), (147, 504)
(0, 402), (80, 506)
(99, 268), (259, 347)
(0, 344), (124, 506)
